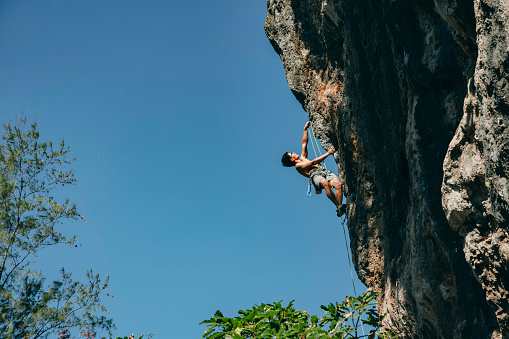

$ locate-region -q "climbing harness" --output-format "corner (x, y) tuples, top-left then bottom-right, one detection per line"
(307, 167), (334, 197)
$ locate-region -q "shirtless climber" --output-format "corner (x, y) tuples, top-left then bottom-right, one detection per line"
(281, 121), (346, 217)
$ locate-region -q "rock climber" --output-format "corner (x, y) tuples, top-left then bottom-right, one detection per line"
(281, 121), (346, 217)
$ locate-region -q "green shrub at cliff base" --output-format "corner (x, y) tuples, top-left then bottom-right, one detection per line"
(201, 289), (399, 339)
(115, 335), (154, 339)
(0, 116), (113, 338)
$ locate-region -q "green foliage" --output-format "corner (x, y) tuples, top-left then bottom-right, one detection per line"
(201, 290), (399, 339)
(115, 335), (153, 339)
(0, 116), (113, 338)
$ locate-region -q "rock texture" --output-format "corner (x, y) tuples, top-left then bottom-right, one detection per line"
(265, 0), (509, 337)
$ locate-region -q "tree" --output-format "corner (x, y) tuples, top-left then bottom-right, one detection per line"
(201, 289), (399, 339)
(0, 116), (113, 338)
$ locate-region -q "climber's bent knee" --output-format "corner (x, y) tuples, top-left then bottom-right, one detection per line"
(320, 178), (331, 190)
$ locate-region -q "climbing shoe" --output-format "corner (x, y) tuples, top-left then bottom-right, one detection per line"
(336, 204), (347, 217)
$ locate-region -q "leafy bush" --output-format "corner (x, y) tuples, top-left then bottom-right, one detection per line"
(115, 335), (153, 339)
(201, 290), (398, 339)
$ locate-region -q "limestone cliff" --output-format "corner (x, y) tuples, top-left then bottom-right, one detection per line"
(265, 0), (509, 338)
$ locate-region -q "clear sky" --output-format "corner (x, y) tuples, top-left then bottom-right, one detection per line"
(0, 1), (363, 338)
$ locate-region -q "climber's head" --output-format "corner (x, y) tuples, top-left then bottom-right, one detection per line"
(281, 152), (298, 167)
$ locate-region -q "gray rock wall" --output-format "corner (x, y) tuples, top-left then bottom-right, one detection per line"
(265, 0), (508, 337)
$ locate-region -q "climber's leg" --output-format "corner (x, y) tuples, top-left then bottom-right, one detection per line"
(320, 178), (339, 207)
(330, 177), (343, 206)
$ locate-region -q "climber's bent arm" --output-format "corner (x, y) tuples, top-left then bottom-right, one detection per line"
(297, 146), (335, 171)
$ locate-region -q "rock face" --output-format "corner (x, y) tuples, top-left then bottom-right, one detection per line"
(265, 0), (509, 338)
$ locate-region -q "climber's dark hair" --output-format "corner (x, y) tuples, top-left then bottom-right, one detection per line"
(281, 152), (294, 167)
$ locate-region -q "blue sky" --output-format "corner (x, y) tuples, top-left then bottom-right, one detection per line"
(0, 1), (363, 338)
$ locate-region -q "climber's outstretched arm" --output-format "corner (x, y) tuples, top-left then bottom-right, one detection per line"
(301, 121), (311, 159)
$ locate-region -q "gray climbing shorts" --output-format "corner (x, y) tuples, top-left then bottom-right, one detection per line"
(309, 168), (337, 194)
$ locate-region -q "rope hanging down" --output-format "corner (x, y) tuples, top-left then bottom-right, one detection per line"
(307, 123), (333, 198)
(308, 122), (359, 300)
(340, 214), (357, 296)
(308, 122), (328, 172)
(307, 121), (364, 335)
(307, 123), (328, 197)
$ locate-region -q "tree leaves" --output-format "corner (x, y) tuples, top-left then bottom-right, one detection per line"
(0, 116), (113, 338)
(200, 290), (399, 339)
